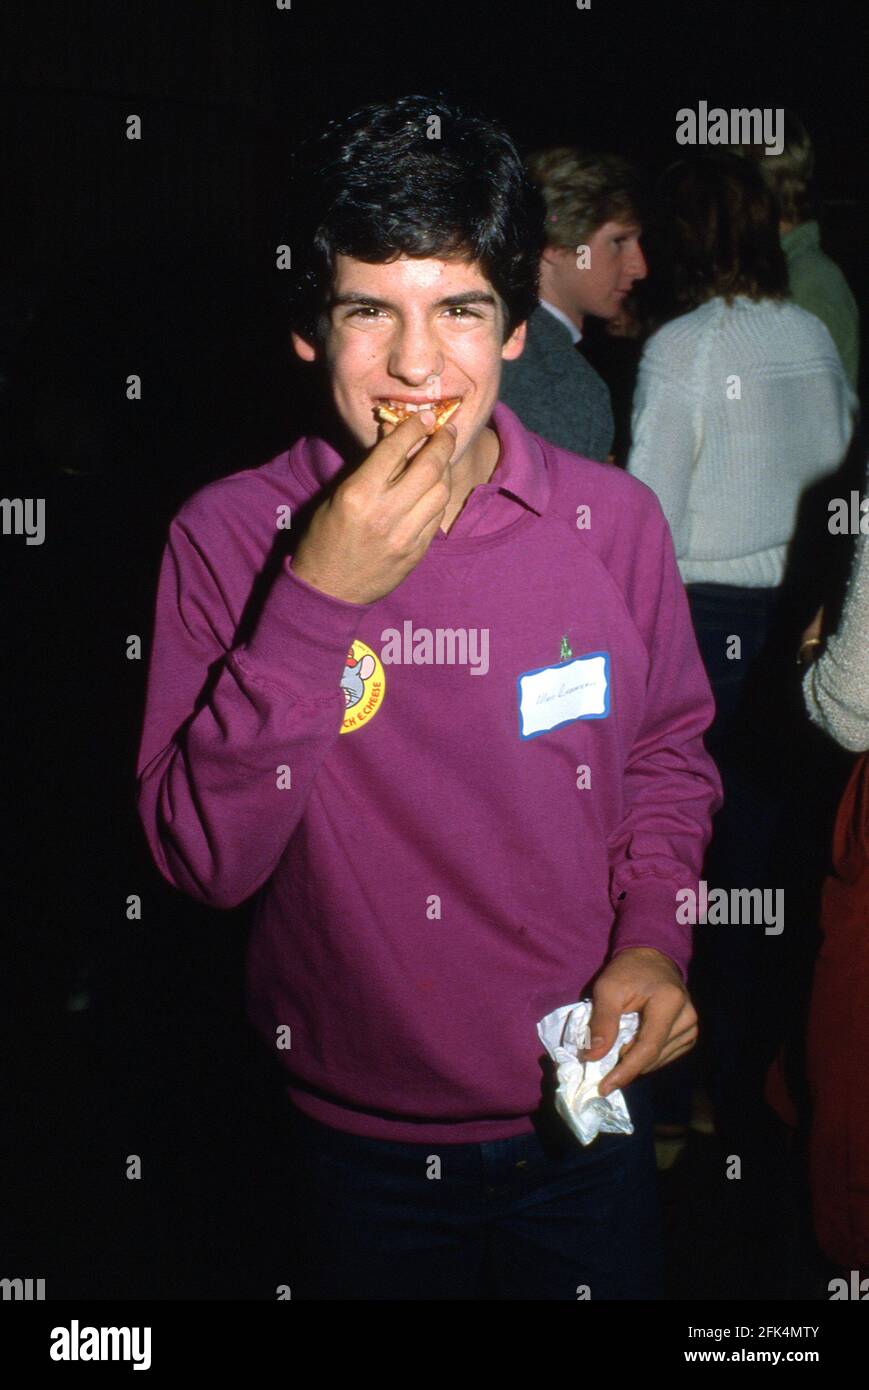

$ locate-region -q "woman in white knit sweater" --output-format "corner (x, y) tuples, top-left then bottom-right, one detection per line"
(803, 493), (869, 752)
(626, 152), (856, 1154)
(628, 171), (854, 589)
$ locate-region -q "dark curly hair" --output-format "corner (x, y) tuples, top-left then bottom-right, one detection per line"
(285, 94), (545, 342)
(658, 151), (789, 312)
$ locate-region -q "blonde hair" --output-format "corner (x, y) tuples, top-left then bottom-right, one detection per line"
(729, 111), (814, 225)
(526, 147), (643, 248)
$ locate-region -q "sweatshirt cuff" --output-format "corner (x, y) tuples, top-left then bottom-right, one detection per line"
(239, 557), (375, 696)
(609, 876), (692, 982)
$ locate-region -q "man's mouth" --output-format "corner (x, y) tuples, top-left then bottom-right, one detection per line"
(374, 397), (463, 427)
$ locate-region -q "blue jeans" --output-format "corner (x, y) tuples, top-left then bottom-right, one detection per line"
(653, 582), (789, 1133)
(282, 1076), (662, 1300)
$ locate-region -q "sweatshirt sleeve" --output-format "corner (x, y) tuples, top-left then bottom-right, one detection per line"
(606, 493), (723, 979)
(136, 513), (372, 909)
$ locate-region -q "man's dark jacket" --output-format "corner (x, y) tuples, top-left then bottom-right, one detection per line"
(499, 305), (614, 462)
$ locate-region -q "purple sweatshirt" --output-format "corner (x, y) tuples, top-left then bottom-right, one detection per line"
(137, 402), (722, 1143)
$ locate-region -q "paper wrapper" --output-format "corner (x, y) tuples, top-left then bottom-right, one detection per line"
(537, 999), (640, 1146)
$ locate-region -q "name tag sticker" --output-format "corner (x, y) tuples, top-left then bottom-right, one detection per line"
(517, 651), (611, 739)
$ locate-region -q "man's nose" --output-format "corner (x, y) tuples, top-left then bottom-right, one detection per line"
(628, 244), (648, 282)
(388, 321), (444, 383)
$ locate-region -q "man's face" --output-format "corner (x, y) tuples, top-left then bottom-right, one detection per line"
(544, 220), (647, 324)
(292, 254), (525, 469)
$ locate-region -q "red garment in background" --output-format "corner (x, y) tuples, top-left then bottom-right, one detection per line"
(806, 751), (869, 1268)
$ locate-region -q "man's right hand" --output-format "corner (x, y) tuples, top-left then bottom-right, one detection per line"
(291, 408), (457, 605)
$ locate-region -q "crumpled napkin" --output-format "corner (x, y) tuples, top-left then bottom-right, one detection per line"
(537, 999), (640, 1145)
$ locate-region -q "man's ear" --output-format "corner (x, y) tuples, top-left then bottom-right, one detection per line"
(541, 244), (565, 268)
(501, 318), (527, 362)
(291, 331), (318, 363)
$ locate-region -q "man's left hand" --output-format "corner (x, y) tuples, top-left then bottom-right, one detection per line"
(585, 948), (698, 1097)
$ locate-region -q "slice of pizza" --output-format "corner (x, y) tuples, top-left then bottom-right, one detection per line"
(374, 398), (462, 429)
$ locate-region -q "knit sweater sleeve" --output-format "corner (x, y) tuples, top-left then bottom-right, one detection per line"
(626, 322), (702, 557)
(803, 473), (869, 752)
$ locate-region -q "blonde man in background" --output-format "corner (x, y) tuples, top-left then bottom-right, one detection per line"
(500, 149), (647, 461)
(732, 111), (859, 389)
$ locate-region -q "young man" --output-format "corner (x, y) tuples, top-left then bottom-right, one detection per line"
(136, 96), (721, 1301)
(500, 148), (648, 461)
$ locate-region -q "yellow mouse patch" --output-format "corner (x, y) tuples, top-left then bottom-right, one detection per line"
(339, 640), (386, 733)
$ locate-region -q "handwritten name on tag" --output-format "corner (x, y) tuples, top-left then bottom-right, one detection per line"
(517, 652), (610, 739)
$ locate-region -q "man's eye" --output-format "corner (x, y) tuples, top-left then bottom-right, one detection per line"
(349, 306), (385, 319)
(445, 306), (481, 319)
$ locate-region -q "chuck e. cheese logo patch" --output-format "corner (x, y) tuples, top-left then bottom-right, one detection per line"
(339, 640), (386, 733)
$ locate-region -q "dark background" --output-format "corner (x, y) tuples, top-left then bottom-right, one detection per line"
(1, 0), (865, 1300)
(3, 0), (867, 499)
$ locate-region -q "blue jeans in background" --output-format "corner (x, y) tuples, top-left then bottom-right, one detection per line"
(282, 1074), (662, 1300)
(652, 581), (788, 1134)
